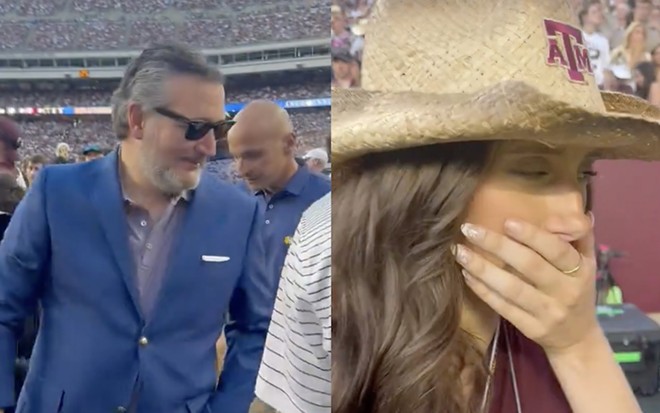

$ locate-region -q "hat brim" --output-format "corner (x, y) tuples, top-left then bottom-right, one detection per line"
(331, 80), (660, 164)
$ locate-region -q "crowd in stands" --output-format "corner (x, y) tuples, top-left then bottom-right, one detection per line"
(4, 77), (327, 171)
(331, 0), (370, 88)
(332, 0), (660, 107)
(16, 109), (328, 160)
(578, 0), (660, 104)
(0, 82), (330, 108)
(3, 73), (329, 161)
(0, 0), (326, 51)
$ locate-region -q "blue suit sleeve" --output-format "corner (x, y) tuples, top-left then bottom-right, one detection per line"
(0, 169), (51, 408)
(208, 200), (276, 413)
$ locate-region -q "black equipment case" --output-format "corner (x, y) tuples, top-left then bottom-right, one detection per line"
(598, 304), (660, 396)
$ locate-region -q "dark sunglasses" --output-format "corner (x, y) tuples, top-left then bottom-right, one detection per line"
(154, 107), (235, 141)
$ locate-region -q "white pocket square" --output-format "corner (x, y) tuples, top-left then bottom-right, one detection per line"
(201, 255), (230, 263)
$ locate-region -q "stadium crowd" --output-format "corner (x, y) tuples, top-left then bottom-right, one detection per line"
(2, 75), (329, 162)
(0, 0), (326, 51)
(15, 109), (328, 161)
(331, 0), (370, 88)
(577, 0), (660, 102)
(331, 0), (660, 107)
(0, 82), (330, 108)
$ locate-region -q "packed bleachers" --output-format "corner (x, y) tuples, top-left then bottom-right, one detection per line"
(0, 0), (326, 51)
(2, 69), (330, 160)
(0, 81), (330, 108)
(16, 109), (329, 160)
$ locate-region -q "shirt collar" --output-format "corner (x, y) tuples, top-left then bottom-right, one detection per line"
(123, 189), (192, 206)
(254, 164), (311, 198)
(283, 164), (310, 196)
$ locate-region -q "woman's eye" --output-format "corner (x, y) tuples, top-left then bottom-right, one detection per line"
(579, 170), (598, 182)
(511, 170), (549, 178)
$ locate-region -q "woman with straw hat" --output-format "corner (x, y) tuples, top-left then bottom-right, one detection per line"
(332, 1), (660, 412)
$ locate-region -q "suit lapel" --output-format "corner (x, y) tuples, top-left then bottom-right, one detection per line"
(89, 151), (142, 318)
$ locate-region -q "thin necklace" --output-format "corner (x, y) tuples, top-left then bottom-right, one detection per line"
(480, 322), (501, 413)
(480, 322), (523, 413)
(504, 324), (523, 413)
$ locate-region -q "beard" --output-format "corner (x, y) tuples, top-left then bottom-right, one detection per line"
(139, 139), (202, 197)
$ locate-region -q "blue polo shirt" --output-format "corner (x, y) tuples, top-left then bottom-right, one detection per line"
(242, 166), (330, 281)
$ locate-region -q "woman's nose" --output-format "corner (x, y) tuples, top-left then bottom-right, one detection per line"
(543, 192), (593, 242)
(544, 214), (592, 242)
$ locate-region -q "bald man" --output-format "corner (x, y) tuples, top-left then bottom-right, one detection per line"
(228, 99), (330, 283)
(227, 100), (329, 413)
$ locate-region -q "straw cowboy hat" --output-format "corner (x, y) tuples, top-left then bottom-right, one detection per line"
(331, 0), (660, 164)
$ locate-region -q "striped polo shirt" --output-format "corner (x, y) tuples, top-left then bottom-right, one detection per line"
(255, 193), (331, 413)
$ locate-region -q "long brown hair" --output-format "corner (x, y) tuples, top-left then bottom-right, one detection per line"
(332, 142), (496, 413)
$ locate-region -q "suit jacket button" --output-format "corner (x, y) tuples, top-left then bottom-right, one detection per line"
(116, 407), (127, 413)
(138, 336), (149, 346)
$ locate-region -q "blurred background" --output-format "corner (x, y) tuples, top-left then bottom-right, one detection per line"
(331, 0), (368, 88)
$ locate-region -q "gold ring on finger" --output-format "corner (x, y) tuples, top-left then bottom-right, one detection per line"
(561, 255), (582, 276)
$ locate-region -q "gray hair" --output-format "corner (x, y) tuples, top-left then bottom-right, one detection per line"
(111, 43), (224, 140)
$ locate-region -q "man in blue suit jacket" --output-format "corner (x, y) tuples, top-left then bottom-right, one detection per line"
(0, 43), (275, 413)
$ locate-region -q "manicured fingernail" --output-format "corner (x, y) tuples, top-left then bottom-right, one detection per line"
(462, 269), (474, 282)
(450, 244), (457, 255)
(461, 223), (485, 240)
(504, 219), (523, 235)
(588, 212), (595, 227)
(455, 244), (470, 264)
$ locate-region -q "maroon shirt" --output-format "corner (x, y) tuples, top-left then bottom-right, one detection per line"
(488, 322), (572, 413)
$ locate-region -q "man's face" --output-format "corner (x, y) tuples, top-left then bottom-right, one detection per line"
(306, 158), (324, 173)
(616, 4), (631, 19)
(134, 75), (225, 195)
(27, 161), (43, 183)
(587, 4), (604, 27)
(331, 16), (347, 35)
(651, 7), (660, 27)
(0, 140), (19, 172)
(635, 1), (652, 23)
(333, 59), (352, 79)
(228, 121), (294, 192)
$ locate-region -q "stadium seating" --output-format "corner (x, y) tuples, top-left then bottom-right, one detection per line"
(0, 0), (326, 51)
(11, 79), (329, 159)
